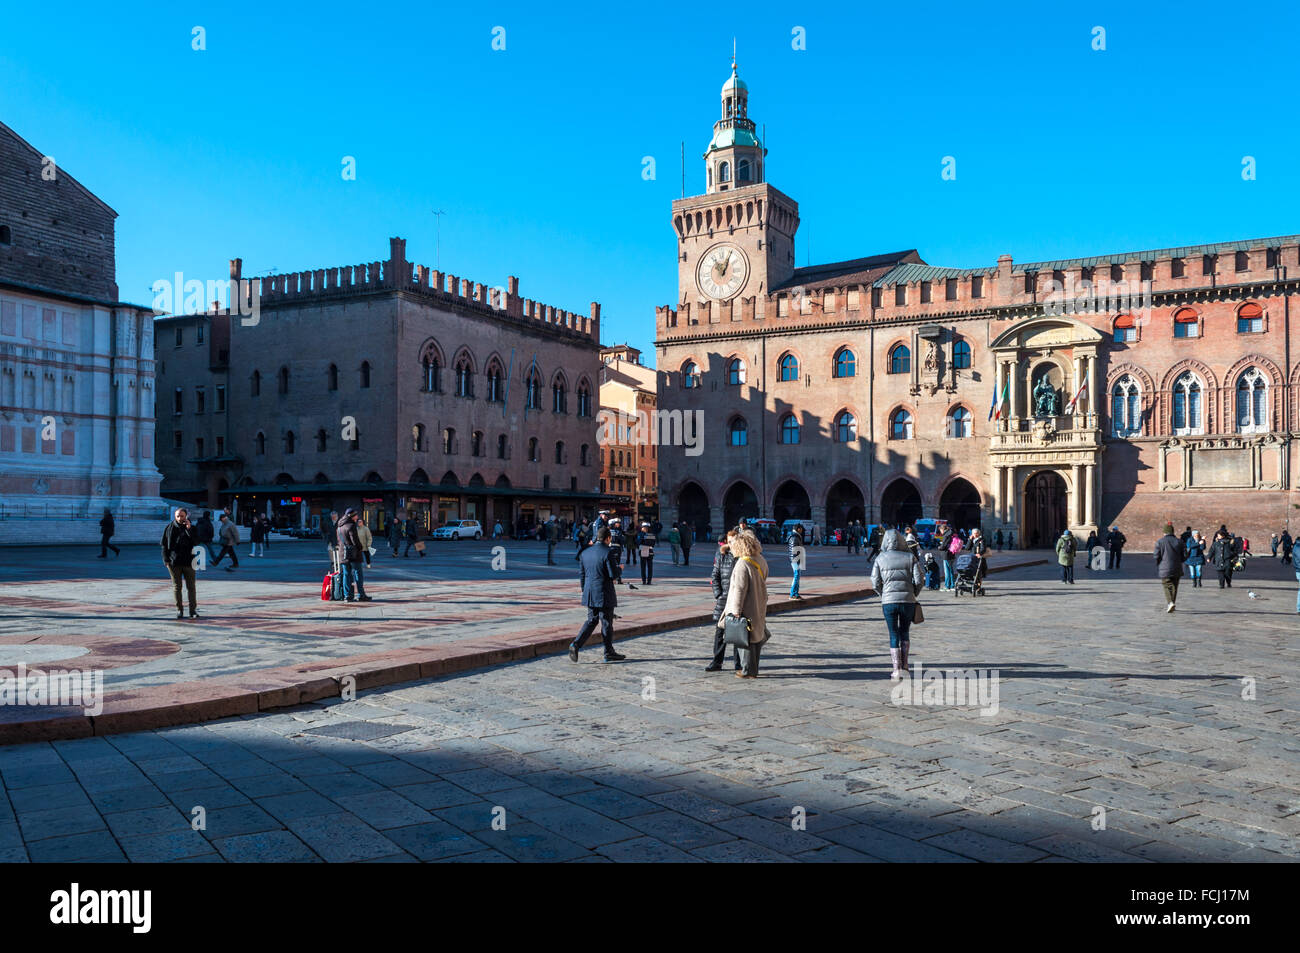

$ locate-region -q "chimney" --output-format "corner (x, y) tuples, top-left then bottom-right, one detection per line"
(229, 258), (243, 280)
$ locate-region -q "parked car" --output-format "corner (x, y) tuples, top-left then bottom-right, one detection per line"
(431, 519), (483, 540)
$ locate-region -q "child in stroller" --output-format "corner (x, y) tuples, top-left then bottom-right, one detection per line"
(923, 551), (941, 590)
(953, 552), (985, 596)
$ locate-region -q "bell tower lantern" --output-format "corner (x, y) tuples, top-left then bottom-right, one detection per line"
(705, 54), (765, 193)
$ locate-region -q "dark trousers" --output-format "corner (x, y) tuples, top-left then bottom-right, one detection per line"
(547, 541), (556, 564)
(1162, 576), (1180, 604)
(710, 624), (741, 669)
(1061, 564), (1074, 583)
(1108, 549), (1123, 569)
(1218, 569), (1233, 588)
(739, 642), (762, 676)
(641, 556), (653, 584)
(404, 538), (423, 556)
(681, 546), (691, 567)
(573, 607), (615, 655)
(213, 545), (239, 568)
(100, 533), (120, 557)
(167, 564), (197, 612)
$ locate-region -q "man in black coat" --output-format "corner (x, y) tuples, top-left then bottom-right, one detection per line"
(336, 509), (371, 602)
(1106, 525), (1127, 569)
(568, 527), (626, 662)
(98, 509), (121, 558)
(679, 521), (694, 566)
(161, 507), (199, 619)
(1154, 522), (1185, 612)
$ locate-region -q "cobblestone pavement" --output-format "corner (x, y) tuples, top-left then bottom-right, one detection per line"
(1, 557), (1297, 862)
(0, 539), (882, 691)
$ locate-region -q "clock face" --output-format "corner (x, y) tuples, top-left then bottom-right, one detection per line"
(696, 243), (749, 300)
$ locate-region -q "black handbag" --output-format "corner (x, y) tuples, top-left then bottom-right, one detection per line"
(723, 613), (751, 649)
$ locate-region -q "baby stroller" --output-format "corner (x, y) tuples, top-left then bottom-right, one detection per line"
(953, 553), (985, 597)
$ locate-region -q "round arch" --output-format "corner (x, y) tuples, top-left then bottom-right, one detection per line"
(938, 477), (982, 533)
(1021, 469), (1070, 548)
(879, 477), (922, 528)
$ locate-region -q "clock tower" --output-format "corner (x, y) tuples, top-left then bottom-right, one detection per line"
(672, 58), (800, 310)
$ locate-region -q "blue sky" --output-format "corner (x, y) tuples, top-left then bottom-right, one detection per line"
(5, 1), (1298, 364)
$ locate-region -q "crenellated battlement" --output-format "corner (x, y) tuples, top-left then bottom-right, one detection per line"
(227, 237), (600, 342)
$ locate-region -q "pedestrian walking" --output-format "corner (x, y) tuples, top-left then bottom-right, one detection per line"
(903, 525), (920, 561)
(568, 526), (626, 663)
(195, 510), (216, 561)
(161, 508), (199, 619)
(387, 514), (403, 557)
(1055, 530), (1077, 584)
(637, 522), (655, 585)
(356, 515), (373, 568)
(937, 523), (957, 590)
(403, 515), (425, 557)
(545, 515), (559, 565)
(250, 516), (266, 557)
(1007, 530), (1016, 549)
(865, 524), (882, 562)
(993, 528), (1003, 552)
(871, 529), (925, 681)
(212, 513), (241, 572)
(1106, 525), (1126, 569)
(336, 509), (372, 601)
(1155, 522), (1185, 612)
(1209, 527), (1238, 588)
(1281, 530), (1293, 564)
(706, 530), (740, 672)
(680, 521), (694, 567)
(574, 518), (591, 562)
(97, 508), (121, 558)
(787, 523), (805, 599)
(1084, 529), (1099, 570)
(721, 530), (770, 679)
(967, 528), (989, 589)
(669, 525), (681, 564)
(1270, 533), (1279, 558)
(1185, 530), (1206, 587)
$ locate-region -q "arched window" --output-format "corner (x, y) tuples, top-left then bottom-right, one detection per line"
(1236, 367), (1268, 433)
(442, 427), (455, 454)
(0, 225), (11, 245)
(889, 345), (910, 374)
(255, 432), (266, 455)
(552, 374), (568, 414)
(719, 161), (731, 183)
(727, 357), (746, 385)
(780, 414), (800, 445)
(834, 348), (856, 378)
(835, 411), (858, 443)
(412, 424), (426, 452)
(890, 408), (914, 440)
(948, 406), (972, 438)
(526, 370), (541, 409)
(779, 353), (799, 381)
(738, 159), (752, 182)
(284, 430), (296, 453)
(1111, 376), (1141, 437)
(1113, 313), (1137, 343)
(730, 417), (748, 447)
(1237, 302), (1264, 334)
(576, 381), (592, 417)
(555, 441), (565, 464)
(1173, 307), (1200, 338)
(486, 361), (503, 402)
(455, 357), (474, 398)
(316, 428), (328, 452)
(277, 366), (289, 395)
(580, 444), (590, 466)
(953, 340), (972, 370)
(682, 361), (701, 389)
(327, 364), (338, 391)
(422, 349), (442, 392)
(527, 437), (539, 462)
(472, 431), (483, 456)
(1172, 372), (1203, 434)
(359, 361), (371, 389)
(497, 434), (508, 459)
(251, 370), (261, 397)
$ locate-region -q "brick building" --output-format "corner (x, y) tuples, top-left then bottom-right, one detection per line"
(597, 344), (658, 523)
(655, 64), (1300, 547)
(0, 121), (161, 543)
(154, 238), (605, 534)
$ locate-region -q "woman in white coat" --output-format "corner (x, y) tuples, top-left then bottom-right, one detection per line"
(722, 531), (770, 679)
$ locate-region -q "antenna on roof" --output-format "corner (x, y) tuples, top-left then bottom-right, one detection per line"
(680, 141), (685, 199)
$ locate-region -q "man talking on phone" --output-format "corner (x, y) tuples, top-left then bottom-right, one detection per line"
(161, 507), (200, 619)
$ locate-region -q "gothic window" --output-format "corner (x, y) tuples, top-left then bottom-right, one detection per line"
(953, 340), (972, 369)
(251, 370), (260, 397)
(576, 381), (592, 417)
(948, 407), (972, 438)
(730, 417), (748, 447)
(455, 357), (474, 398)
(528, 437), (539, 462)
(422, 348), (442, 392)
(278, 366), (289, 395)
(316, 429), (328, 452)
(890, 408), (914, 440)
(413, 424), (426, 452)
(682, 361), (701, 389)
(834, 348), (856, 378)
(487, 361), (503, 402)
(835, 411), (858, 443)
(738, 159), (752, 182)
(328, 364), (338, 391)
(552, 374), (568, 414)
(360, 361), (371, 389)
(780, 414), (800, 445)
(727, 357), (746, 385)
(1172, 372), (1203, 434)
(1236, 367), (1268, 433)
(472, 431), (484, 456)
(779, 353), (799, 381)
(497, 434), (508, 459)
(442, 427), (455, 454)
(525, 370), (541, 409)
(255, 432), (266, 455)
(889, 345), (910, 374)
(719, 161), (731, 183)
(1111, 376), (1141, 437)
(284, 430), (296, 454)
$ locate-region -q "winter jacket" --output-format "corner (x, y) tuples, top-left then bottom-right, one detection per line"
(710, 545), (737, 622)
(679, 525), (694, 549)
(100, 514), (115, 536)
(870, 529), (925, 605)
(161, 519), (197, 568)
(938, 530), (956, 561)
(1184, 538), (1205, 567)
(250, 521), (265, 543)
(1154, 533), (1185, 579)
(967, 535), (989, 557)
(1209, 536), (1238, 571)
(336, 517), (362, 563)
(669, 528), (680, 546)
(787, 531), (804, 562)
(722, 552), (769, 645)
(1106, 530), (1127, 551)
(357, 522), (373, 552)
(387, 520), (403, 545)
(1055, 533), (1077, 565)
(196, 516), (215, 544)
(218, 520), (240, 546)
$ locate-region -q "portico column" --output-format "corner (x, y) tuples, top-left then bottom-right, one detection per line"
(1087, 353), (1098, 428)
(1072, 464), (1083, 526)
(1085, 463), (1095, 526)
(990, 464), (1002, 523)
(1007, 359), (1017, 424)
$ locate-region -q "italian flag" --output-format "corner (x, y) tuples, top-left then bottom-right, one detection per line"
(1066, 379), (1088, 413)
(989, 378), (1010, 421)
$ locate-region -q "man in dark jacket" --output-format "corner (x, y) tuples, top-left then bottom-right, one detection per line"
(403, 516), (424, 557)
(544, 516), (559, 565)
(679, 521), (694, 566)
(569, 527), (626, 662)
(161, 508), (199, 619)
(98, 509), (121, 558)
(1106, 526), (1127, 569)
(707, 531), (739, 671)
(1154, 522), (1185, 612)
(196, 511), (216, 560)
(323, 510), (339, 557)
(336, 509), (371, 602)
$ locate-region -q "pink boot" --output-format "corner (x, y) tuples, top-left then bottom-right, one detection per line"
(901, 640), (911, 673)
(890, 648), (903, 681)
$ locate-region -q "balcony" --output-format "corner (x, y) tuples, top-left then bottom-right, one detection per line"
(991, 417), (1101, 452)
